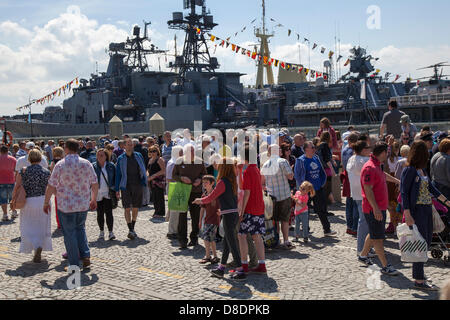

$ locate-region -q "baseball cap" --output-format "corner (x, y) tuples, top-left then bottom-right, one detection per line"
(278, 131), (286, 137)
(25, 142), (35, 149)
(400, 115), (411, 124)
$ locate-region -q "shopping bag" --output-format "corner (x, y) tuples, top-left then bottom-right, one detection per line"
(398, 224), (428, 263)
(432, 205), (446, 234)
(167, 182), (192, 212)
(263, 192), (273, 220)
(262, 219), (279, 249)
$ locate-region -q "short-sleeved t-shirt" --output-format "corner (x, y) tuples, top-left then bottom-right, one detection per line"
(360, 155), (388, 213)
(0, 154), (17, 184)
(15, 155), (48, 171)
(381, 109), (405, 139)
(201, 192), (221, 225)
(242, 164), (264, 216)
(126, 154), (141, 186)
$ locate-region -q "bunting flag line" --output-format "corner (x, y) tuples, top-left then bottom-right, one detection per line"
(312, 43), (317, 50)
(17, 77), (79, 112)
(320, 47), (325, 54)
(328, 51), (334, 59)
(344, 59), (350, 66)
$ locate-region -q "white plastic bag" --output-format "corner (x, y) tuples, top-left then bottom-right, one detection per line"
(432, 205), (446, 234)
(398, 224), (428, 263)
(263, 193), (273, 220)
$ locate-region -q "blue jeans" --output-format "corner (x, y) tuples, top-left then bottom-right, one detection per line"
(57, 211), (90, 266)
(355, 200), (369, 254)
(345, 197), (359, 231)
(295, 211), (309, 238)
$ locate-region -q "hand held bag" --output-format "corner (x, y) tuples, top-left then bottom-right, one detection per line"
(398, 224), (428, 263)
(432, 205), (445, 234)
(168, 182), (192, 212)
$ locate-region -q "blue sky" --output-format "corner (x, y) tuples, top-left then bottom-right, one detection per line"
(1, 0), (449, 115)
(1, 0), (449, 49)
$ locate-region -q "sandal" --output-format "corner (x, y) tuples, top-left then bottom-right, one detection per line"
(199, 257), (212, 264)
(210, 257), (220, 264)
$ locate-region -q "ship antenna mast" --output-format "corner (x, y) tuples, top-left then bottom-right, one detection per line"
(255, 0), (274, 88)
(168, 0), (219, 83)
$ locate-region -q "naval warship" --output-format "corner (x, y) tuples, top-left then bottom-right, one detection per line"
(4, 0), (450, 138)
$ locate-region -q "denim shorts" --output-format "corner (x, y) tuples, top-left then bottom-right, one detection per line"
(238, 213), (266, 235)
(364, 210), (387, 240)
(0, 184), (14, 205)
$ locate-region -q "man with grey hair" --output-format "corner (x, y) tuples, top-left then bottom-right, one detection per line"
(261, 144), (295, 248)
(172, 144), (206, 249)
(161, 131), (174, 164)
(44, 140), (55, 163)
(291, 133), (305, 159)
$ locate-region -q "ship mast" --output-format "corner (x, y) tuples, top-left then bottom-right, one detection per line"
(255, 0), (274, 89)
(168, 0), (219, 82)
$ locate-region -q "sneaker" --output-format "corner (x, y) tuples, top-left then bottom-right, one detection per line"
(62, 252), (68, 260)
(108, 231), (116, 241)
(414, 281), (438, 291)
(324, 231), (337, 237)
(229, 272), (247, 281)
(358, 256), (374, 266)
(381, 265), (400, 276)
(346, 229), (357, 236)
(11, 211), (18, 219)
(249, 264), (267, 274)
(2, 214), (8, 222)
(303, 237), (309, 243)
(127, 231), (135, 240)
(98, 231), (104, 240)
(210, 268), (225, 279)
(293, 237), (300, 243)
(230, 265), (249, 274)
(166, 233), (178, 240)
(132, 231), (138, 239)
(326, 212), (335, 216)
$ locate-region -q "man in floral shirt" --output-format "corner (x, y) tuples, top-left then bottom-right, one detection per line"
(44, 139), (98, 271)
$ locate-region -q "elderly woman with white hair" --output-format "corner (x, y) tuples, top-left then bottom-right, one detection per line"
(11, 149), (52, 263)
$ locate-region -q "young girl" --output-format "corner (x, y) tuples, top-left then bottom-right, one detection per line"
(198, 175), (221, 264)
(293, 181), (315, 243)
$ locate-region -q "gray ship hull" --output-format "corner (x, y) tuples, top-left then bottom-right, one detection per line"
(7, 104), (214, 138)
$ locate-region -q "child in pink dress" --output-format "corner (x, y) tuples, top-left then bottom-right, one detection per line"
(292, 181), (315, 243)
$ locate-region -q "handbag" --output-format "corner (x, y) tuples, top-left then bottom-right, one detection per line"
(263, 191), (273, 220)
(12, 184), (27, 210)
(397, 224), (428, 263)
(168, 182), (192, 212)
(101, 170), (118, 209)
(12, 168), (27, 210)
(432, 204), (446, 234)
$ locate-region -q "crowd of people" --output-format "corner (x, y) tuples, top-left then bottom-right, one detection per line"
(1, 100), (450, 294)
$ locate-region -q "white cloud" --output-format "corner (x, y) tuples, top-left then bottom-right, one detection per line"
(1, 6), (449, 116)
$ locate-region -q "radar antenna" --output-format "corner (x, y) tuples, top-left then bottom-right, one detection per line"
(168, 0), (219, 81)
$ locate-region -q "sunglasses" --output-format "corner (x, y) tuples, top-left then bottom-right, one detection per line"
(149, 151), (157, 153)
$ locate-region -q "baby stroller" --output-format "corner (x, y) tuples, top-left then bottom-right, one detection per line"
(430, 200), (450, 266)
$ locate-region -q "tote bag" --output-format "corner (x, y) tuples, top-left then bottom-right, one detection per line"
(167, 182), (192, 212)
(398, 224), (428, 263)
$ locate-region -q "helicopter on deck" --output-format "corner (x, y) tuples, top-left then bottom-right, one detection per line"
(409, 62), (450, 95)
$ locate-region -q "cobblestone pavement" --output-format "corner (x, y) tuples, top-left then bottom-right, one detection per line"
(0, 199), (448, 300)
